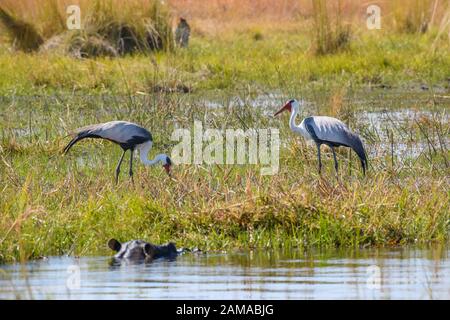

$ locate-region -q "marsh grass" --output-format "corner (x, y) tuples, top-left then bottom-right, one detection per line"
(69, 0), (174, 57)
(311, 0), (351, 55)
(0, 0), (449, 264)
(0, 30), (449, 95)
(0, 0), (173, 56)
(2, 0), (448, 57)
(0, 7), (43, 51)
(392, 0), (435, 34)
(0, 91), (448, 263)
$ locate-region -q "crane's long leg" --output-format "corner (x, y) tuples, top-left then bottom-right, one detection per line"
(129, 148), (134, 183)
(331, 146), (338, 174)
(316, 143), (322, 175)
(115, 149), (126, 184)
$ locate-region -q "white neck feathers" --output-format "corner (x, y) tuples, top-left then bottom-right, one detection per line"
(289, 106), (309, 138)
(138, 141), (166, 166)
(289, 107), (301, 133)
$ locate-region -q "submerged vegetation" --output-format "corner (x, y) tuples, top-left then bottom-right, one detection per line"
(0, 0), (449, 263)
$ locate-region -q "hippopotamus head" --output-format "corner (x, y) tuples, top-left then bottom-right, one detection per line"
(108, 239), (177, 264)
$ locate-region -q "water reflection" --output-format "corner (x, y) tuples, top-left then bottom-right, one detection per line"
(0, 246), (448, 299)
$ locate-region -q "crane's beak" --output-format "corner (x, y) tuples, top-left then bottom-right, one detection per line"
(163, 164), (171, 176)
(274, 102), (292, 116)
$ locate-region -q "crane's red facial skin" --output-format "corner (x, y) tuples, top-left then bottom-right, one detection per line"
(163, 164), (171, 175)
(274, 102), (292, 116)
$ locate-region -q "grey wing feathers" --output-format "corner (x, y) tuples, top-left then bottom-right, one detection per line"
(63, 124), (104, 154)
(72, 123), (105, 135)
(104, 122), (152, 145)
(304, 117), (320, 141)
(63, 121), (152, 154)
(345, 132), (367, 174)
(305, 116), (367, 174)
(126, 125), (152, 143)
(332, 126), (368, 175)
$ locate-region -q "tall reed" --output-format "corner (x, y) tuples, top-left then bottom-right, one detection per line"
(0, 7), (43, 51)
(391, 0), (436, 34)
(0, 0), (173, 56)
(311, 0), (350, 55)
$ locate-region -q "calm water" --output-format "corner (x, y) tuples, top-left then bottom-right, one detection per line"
(0, 246), (449, 300)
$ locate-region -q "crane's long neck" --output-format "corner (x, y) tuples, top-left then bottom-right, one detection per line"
(139, 141), (164, 166)
(289, 106), (311, 139)
(289, 107), (302, 134)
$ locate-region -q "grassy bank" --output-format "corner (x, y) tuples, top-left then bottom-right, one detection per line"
(0, 31), (449, 95)
(0, 1), (449, 263)
(0, 88), (448, 263)
(0, 1), (449, 94)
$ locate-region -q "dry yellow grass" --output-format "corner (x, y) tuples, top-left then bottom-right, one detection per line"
(0, 0), (174, 54)
(0, 0), (448, 52)
(2, 0), (447, 35)
(167, 0), (449, 35)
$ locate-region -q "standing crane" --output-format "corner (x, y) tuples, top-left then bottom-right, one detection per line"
(63, 121), (172, 183)
(275, 99), (367, 175)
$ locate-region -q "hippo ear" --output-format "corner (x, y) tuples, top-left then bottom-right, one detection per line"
(144, 243), (156, 257)
(168, 242), (177, 252)
(108, 239), (121, 252)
